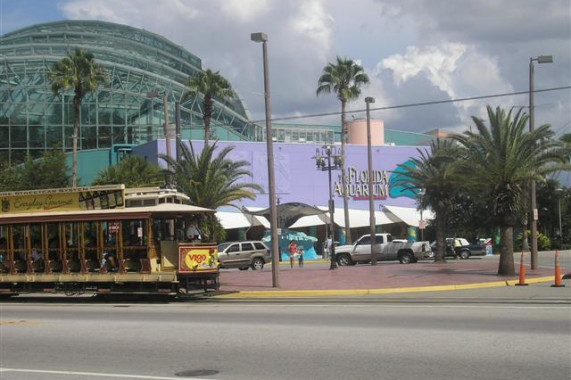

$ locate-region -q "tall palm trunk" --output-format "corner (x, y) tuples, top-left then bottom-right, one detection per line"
(203, 115), (211, 146)
(341, 100), (351, 244)
(498, 225), (515, 275)
(203, 97), (213, 146)
(72, 95), (81, 188)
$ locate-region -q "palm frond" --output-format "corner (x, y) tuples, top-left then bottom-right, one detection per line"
(159, 141), (261, 209)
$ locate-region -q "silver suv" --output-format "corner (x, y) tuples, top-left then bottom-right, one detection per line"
(217, 241), (271, 270)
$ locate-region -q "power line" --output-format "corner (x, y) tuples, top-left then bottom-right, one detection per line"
(251, 86), (571, 124)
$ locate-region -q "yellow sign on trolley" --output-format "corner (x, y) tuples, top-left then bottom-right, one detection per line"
(0, 185), (125, 215)
(178, 244), (219, 273)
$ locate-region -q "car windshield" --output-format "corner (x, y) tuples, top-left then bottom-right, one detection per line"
(217, 243), (231, 251)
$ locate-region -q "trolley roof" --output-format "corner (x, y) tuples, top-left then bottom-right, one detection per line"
(0, 203), (214, 224)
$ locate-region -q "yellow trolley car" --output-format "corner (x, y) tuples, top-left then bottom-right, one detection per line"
(0, 185), (219, 295)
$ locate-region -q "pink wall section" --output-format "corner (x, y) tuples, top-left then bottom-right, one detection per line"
(348, 119), (384, 145)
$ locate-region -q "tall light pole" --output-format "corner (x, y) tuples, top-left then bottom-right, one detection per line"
(315, 145), (342, 270)
(147, 91), (172, 173)
(529, 54), (553, 270)
(418, 189), (426, 241)
(365, 97), (376, 265)
(251, 32), (280, 287)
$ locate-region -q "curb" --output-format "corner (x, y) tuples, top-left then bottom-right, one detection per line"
(215, 276), (555, 298)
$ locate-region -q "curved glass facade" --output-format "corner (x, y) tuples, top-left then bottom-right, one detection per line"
(0, 20), (261, 164)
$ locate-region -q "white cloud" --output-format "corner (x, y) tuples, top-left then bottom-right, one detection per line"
(289, 1), (334, 57)
(60, 0), (200, 24)
(220, 0), (270, 22)
(376, 43), (520, 129)
(48, 0), (570, 135)
(380, 44), (466, 96)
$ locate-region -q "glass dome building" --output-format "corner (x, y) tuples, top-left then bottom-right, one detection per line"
(0, 20), (261, 165)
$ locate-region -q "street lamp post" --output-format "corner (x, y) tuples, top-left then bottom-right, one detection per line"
(529, 54), (553, 270)
(175, 101), (182, 164)
(147, 91), (172, 173)
(251, 32), (280, 288)
(365, 97), (376, 265)
(315, 145), (342, 270)
(418, 189), (426, 241)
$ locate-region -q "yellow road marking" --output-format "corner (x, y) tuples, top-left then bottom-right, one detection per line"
(0, 320), (43, 326)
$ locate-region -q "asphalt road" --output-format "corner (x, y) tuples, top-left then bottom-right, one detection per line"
(1, 290), (569, 380)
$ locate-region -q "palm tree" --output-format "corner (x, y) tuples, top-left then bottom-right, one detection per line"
(184, 69), (234, 146)
(161, 141), (262, 242)
(92, 155), (162, 187)
(561, 133), (571, 161)
(317, 56), (370, 243)
(393, 139), (462, 262)
(452, 106), (570, 275)
(49, 48), (107, 187)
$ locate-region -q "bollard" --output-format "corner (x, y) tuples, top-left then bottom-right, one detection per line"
(515, 251), (528, 286)
(551, 250), (565, 288)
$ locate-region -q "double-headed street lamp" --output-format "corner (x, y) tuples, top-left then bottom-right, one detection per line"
(365, 97), (376, 265)
(529, 54), (553, 270)
(251, 32), (280, 288)
(315, 145), (342, 270)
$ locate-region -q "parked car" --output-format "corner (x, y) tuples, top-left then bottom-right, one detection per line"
(217, 241), (271, 270)
(335, 233), (432, 266)
(430, 238), (472, 259)
(466, 239), (489, 256)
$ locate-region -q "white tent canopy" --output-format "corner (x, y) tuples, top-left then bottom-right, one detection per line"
(216, 206), (433, 230)
(216, 211), (252, 230)
(382, 205), (434, 227)
(216, 208), (269, 230)
(324, 207), (401, 228)
(289, 214), (330, 228)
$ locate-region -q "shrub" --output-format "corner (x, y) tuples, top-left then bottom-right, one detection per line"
(515, 230), (552, 251)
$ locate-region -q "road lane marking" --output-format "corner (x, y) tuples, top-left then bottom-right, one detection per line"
(0, 320), (42, 326)
(188, 303), (570, 310)
(0, 368), (218, 380)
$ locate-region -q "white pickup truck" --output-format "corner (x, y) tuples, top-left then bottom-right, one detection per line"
(335, 233), (432, 265)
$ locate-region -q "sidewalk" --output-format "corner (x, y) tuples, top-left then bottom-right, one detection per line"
(216, 252), (570, 297)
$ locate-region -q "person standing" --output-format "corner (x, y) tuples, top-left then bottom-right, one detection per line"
(185, 217), (201, 242)
(298, 246), (304, 268)
(453, 237), (461, 259)
(288, 240), (297, 268)
(324, 235), (332, 260)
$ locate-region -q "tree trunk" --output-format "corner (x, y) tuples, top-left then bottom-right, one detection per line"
(434, 215), (447, 263)
(498, 225), (515, 275)
(203, 98), (212, 147)
(204, 115), (210, 147)
(72, 96), (80, 188)
(341, 100), (351, 244)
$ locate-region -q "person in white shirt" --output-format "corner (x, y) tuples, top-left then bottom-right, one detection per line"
(185, 218), (201, 241)
(324, 235), (332, 259)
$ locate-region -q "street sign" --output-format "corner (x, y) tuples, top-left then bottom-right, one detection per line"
(533, 208), (538, 221)
(419, 220), (427, 229)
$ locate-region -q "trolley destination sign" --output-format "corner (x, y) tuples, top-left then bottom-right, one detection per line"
(0, 185), (125, 214)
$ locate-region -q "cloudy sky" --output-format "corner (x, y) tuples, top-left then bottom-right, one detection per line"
(1, 0), (570, 136)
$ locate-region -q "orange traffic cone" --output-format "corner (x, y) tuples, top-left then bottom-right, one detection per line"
(516, 251), (528, 286)
(552, 250), (565, 288)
